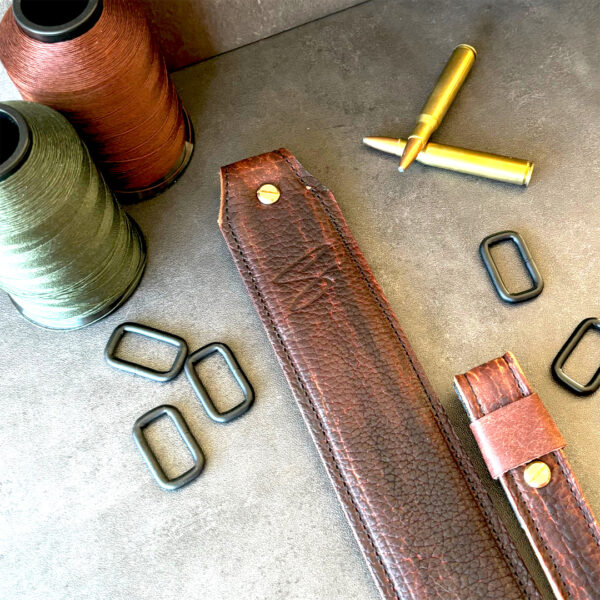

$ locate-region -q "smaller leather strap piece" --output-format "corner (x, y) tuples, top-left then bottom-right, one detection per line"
(470, 393), (566, 479)
(454, 352), (600, 600)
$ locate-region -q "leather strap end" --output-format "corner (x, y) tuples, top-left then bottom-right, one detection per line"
(220, 152), (542, 600)
(469, 393), (566, 479)
(455, 353), (600, 600)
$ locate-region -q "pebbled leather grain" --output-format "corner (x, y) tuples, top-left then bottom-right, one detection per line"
(455, 352), (600, 600)
(219, 149), (541, 600)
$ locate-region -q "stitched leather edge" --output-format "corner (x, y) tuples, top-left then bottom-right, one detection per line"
(556, 453), (600, 549)
(463, 364), (571, 598)
(503, 358), (600, 598)
(504, 358), (600, 553)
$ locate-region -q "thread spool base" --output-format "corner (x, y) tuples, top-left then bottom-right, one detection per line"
(8, 218), (147, 331)
(116, 110), (195, 203)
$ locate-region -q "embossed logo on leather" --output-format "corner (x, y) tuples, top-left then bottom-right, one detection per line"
(273, 244), (336, 311)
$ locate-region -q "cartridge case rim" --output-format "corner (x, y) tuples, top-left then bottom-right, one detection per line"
(455, 43), (477, 58)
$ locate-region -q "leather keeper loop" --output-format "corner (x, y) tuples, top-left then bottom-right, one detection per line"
(470, 393), (566, 479)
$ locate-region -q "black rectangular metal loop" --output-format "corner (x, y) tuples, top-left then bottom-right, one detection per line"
(105, 322), (188, 382)
(479, 230), (543, 303)
(552, 318), (600, 395)
(184, 343), (254, 424)
(132, 405), (205, 490)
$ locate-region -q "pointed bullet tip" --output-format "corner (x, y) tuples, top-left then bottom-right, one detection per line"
(397, 167), (404, 173)
(398, 137), (423, 172)
(363, 137), (403, 156)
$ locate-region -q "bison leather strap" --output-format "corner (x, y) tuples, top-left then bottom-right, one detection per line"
(454, 352), (600, 600)
(219, 148), (540, 600)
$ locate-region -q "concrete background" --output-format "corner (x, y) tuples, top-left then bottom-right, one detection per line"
(1, 0), (599, 598)
(143, 0), (366, 69)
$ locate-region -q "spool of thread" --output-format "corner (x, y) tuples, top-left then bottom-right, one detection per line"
(0, 101), (146, 330)
(0, 0), (194, 201)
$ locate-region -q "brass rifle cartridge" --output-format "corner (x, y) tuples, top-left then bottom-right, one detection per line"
(364, 136), (533, 186)
(399, 44), (476, 172)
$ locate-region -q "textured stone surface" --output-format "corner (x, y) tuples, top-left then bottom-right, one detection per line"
(143, 0), (366, 69)
(1, 0), (599, 598)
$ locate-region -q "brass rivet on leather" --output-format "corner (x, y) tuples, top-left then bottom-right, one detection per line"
(257, 183), (280, 205)
(523, 461), (551, 488)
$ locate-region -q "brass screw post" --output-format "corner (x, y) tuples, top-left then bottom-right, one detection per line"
(523, 461), (552, 488)
(257, 183), (280, 205)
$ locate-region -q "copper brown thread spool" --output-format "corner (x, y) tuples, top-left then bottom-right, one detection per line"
(0, 0), (194, 201)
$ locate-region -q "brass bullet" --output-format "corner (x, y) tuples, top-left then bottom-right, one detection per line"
(399, 44), (477, 172)
(364, 136), (534, 186)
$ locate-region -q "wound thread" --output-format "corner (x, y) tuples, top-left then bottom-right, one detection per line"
(0, 101), (146, 330)
(0, 0), (193, 199)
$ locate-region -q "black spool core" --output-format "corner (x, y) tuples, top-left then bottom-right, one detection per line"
(0, 104), (31, 182)
(13, 0), (103, 42)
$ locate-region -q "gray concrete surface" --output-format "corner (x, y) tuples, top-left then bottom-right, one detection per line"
(143, 0), (367, 69)
(1, 0), (599, 598)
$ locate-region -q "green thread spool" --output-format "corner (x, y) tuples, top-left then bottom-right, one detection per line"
(0, 101), (146, 330)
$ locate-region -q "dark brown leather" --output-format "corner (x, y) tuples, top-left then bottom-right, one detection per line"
(219, 149), (541, 600)
(455, 352), (600, 600)
(470, 393), (566, 479)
